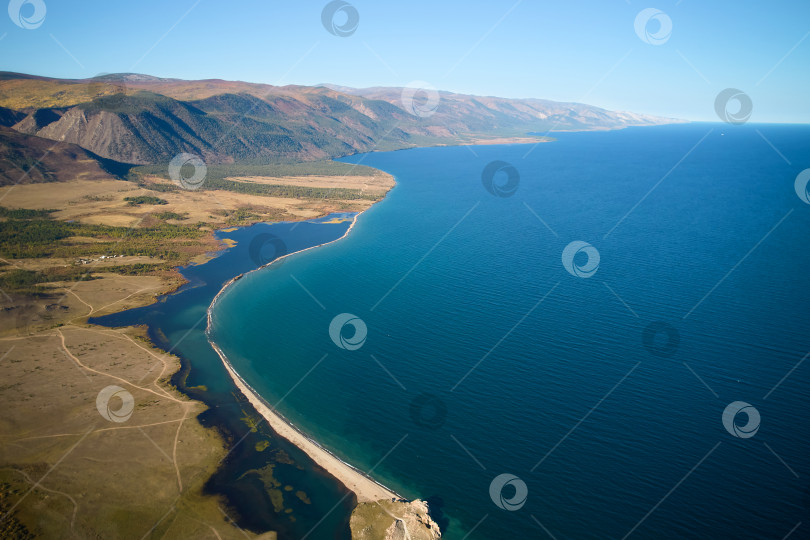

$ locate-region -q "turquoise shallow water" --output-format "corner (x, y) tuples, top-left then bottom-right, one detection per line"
(210, 123), (810, 539)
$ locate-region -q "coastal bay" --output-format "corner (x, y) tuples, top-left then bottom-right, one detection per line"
(89, 215), (368, 538)
(0, 160), (399, 537)
(207, 212), (401, 504)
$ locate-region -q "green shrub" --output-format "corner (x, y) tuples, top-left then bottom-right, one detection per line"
(124, 196), (168, 206)
(153, 211), (188, 221)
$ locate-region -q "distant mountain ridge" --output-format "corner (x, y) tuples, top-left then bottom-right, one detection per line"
(0, 72), (686, 166)
(322, 84), (678, 134)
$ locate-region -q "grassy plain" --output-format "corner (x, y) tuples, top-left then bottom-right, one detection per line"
(0, 274), (279, 539)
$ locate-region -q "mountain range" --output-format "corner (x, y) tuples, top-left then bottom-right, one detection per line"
(0, 72), (685, 168)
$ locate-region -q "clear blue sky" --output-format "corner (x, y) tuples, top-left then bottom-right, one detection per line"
(2, 0), (809, 122)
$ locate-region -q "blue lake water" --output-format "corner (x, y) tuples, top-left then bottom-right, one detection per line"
(209, 123), (810, 539)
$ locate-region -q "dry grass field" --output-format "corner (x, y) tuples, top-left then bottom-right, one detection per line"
(0, 274), (278, 538)
(0, 172), (392, 228)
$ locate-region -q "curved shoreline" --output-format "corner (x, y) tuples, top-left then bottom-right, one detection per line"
(206, 211), (402, 503)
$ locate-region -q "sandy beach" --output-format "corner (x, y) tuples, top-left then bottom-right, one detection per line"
(216, 350), (398, 502)
(206, 211), (401, 503)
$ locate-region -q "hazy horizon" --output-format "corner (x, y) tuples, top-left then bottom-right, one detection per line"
(2, 1), (808, 123)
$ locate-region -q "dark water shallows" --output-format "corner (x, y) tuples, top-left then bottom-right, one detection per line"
(210, 124), (810, 539)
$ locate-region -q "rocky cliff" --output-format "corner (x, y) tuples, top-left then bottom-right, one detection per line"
(350, 499), (442, 540)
